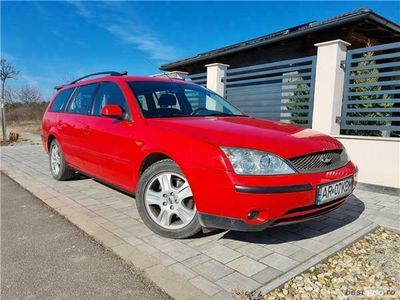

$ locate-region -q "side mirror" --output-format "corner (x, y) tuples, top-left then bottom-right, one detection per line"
(101, 105), (123, 119)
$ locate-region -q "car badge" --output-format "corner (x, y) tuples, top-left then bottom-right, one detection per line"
(320, 154), (332, 164)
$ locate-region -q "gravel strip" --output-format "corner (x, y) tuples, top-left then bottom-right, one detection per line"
(266, 227), (399, 299)
(235, 227), (399, 299)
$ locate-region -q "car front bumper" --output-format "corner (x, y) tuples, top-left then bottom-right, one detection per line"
(198, 196), (348, 231)
(186, 162), (357, 231)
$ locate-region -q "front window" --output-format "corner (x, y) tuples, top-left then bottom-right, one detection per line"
(91, 82), (131, 119)
(128, 81), (244, 118)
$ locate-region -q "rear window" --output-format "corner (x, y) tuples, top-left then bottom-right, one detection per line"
(67, 84), (98, 115)
(50, 88), (74, 112)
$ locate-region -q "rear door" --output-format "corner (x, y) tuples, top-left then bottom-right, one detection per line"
(45, 87), (75, 151)
(60, 83), (98, 168)
(81, 81), (138, 190)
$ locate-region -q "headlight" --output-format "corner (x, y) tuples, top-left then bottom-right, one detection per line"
(220, 147), (296, 175)
(340, 148), (349, 163)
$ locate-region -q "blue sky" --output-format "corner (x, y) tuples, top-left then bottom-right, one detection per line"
(1, 1), (399, 99)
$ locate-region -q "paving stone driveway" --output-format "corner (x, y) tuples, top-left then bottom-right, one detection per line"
(1, 145), (399, 299)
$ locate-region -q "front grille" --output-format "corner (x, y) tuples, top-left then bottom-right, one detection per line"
(289, 150), (347, 173)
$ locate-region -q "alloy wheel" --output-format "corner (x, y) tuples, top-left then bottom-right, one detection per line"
(144, 172), (196, 229)
(50, 143), (61, 175)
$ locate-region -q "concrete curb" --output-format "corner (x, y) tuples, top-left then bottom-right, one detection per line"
(256, 222), (378, 294)
(1, 167), (211, 300)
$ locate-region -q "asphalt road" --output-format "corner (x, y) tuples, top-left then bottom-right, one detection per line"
(1, 172), (171, 300)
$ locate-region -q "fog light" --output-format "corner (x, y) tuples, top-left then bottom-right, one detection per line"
(354, 166), (359, 188)
(247, 210), (259, 220)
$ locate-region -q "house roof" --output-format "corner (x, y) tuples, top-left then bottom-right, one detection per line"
(160, 8), (400, 71)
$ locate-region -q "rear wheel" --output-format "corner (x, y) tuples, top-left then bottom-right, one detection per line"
(136, 159), (201, 238)
(49, 139), (75, 181)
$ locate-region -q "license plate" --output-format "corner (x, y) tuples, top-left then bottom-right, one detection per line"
(316, 177), (353, 205)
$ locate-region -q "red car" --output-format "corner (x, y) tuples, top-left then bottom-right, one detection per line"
(42, 71), (357, 238)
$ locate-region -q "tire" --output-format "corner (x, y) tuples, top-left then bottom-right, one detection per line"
(49, 139), (75, 181)
(136, 159), (202, 239)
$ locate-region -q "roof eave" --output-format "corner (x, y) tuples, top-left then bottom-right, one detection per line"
(367, 11), (400, 33)
(160, 11), (400, 71)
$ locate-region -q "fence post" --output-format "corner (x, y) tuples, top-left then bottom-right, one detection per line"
(151, 71), (188, 79)
(312, 39), (350, 135)
(170, 71), (189, 79)
(205, 63), (229, 97)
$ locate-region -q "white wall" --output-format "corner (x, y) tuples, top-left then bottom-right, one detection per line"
(336, 135), (400, 188)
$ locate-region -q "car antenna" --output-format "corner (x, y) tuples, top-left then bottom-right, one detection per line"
(144, 57), (174, 80)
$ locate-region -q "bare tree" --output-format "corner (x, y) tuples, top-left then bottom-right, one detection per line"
(1, 58), (19, 142)
(3, 87), (16, 104)
(18, 85), (42, 103)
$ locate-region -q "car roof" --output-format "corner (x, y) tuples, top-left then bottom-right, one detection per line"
(58, 75), (196, 91)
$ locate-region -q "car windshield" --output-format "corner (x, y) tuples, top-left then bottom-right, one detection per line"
(128, 81), (245, 118)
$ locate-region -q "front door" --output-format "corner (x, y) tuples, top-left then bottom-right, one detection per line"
(81, 81), (138, 191)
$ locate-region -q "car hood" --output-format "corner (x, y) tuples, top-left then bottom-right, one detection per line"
(148, 117), (343, 159)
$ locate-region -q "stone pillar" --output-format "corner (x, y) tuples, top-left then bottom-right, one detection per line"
(151, 71), (188, 80)
(312, 39), (351, 135)
(170, 71), (189, 80)
(205, 63), (229, 97)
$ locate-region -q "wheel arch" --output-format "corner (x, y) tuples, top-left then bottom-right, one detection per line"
(139, 152), (172, 176)
(47, 132), (65, 157)
(47, 134), (57, 151)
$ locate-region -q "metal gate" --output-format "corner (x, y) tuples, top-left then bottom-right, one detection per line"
(225, 56), (317, 127)
(188, 72), (206, 87)
(341, 41), (400, 136)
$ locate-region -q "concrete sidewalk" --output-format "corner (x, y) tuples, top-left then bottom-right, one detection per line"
(1, 145), (399, 299)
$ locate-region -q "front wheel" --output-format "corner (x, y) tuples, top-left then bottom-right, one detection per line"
(49, 139), (75, 181)
(136, 159), (202, 239)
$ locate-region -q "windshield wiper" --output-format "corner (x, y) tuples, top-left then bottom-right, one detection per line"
(152, 113), (248, 118)
(158, 115), (186, 118)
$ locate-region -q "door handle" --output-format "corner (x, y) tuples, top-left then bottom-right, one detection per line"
(83, 125), (91, 134)
(56, 120), (62, 128)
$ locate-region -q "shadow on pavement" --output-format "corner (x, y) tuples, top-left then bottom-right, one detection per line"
(214, 196), (365, 244)
(64, 172), (90, 181)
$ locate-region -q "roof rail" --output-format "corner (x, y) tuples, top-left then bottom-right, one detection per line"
(54, 71), (128, 90)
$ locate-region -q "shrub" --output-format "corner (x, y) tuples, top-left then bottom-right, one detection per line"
(8, 131), (20, 142)
(5, 102), (49, 122)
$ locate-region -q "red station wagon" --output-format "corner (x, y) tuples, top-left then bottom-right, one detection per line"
(42, 71), (357, 238)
